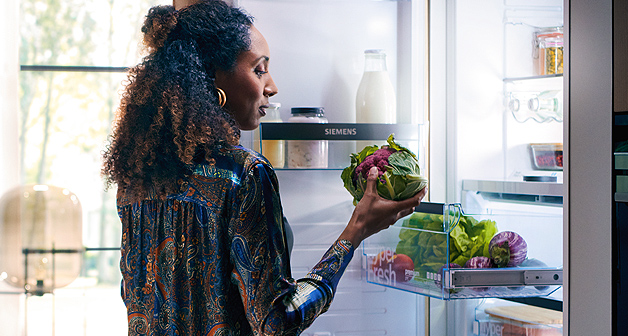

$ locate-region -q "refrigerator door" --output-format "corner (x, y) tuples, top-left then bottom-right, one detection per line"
(428, 0), (565, 334)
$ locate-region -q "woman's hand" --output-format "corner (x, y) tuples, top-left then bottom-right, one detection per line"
(339, 166), (428, 247)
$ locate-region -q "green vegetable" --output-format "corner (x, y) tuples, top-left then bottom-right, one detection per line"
(341, 134), (428, 205)
(395, 212), (498, 275)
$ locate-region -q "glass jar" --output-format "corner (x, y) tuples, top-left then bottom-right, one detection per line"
(259, 102), (284, 168)
(533, 27), (564, 75)
(287, 107), (328, 168)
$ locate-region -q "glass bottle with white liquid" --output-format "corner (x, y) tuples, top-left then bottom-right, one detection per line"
(355, 49), (396, 124)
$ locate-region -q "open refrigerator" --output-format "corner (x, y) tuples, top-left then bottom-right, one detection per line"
(2, 0), (621, 334)
(236, 0), (569, 335)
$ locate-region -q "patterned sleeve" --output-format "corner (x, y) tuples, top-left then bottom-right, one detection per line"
(229, 162), (354, 335)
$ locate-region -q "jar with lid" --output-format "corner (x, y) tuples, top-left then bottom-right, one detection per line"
(355, 49), (396, 123)
(287, 107), (328, 168)
(533, 27), (564, 75)
(258, 102), (284, 168)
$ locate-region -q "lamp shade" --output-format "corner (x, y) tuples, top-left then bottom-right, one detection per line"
(0, 184), (83, 294)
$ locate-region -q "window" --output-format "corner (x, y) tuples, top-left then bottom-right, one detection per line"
(0, 1), (169, 335)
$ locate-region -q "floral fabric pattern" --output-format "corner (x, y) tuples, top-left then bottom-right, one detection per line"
(118, 145), (354, 336)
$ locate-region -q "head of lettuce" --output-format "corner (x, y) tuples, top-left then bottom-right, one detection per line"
(342, 134), (428, 205)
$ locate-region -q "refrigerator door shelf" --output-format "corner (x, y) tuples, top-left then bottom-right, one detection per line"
(616, 193), (628, 203)
(362, 202), (563, 300)
(462, 179), (563, 207)
(615, 152), (628, 170)
(462, 179), (563, 197)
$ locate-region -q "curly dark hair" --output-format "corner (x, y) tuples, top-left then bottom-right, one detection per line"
(102, 0), (254, 199)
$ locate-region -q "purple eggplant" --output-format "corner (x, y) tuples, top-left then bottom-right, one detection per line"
(489, 231), (528, 267)
(464, 256), (495, 269)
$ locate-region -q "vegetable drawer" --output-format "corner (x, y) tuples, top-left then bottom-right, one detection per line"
(362, 202), (563, 300)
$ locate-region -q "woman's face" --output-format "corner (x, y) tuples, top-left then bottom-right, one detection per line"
(215, 25), (278, 131)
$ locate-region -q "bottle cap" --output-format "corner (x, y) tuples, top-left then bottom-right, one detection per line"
(291, 107), (324, 116)
(364, 49), (385, 54)
(268, 102), (281, 108)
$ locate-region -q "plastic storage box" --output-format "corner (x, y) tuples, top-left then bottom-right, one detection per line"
(474, 300), (563, 336)
(530, 143), (563, 171)
(362, 202), (563, 300)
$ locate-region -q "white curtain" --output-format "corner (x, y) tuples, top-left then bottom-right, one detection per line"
(0, 0), (19, 197)
(0, 1), (22, 335)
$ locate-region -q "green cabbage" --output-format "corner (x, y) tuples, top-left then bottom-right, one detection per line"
(341, 134), (428, 205)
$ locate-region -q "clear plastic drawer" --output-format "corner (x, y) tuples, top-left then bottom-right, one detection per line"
(362, 202), (563, 300)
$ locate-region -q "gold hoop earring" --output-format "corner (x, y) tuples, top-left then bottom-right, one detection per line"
(216, 87), (227, 107)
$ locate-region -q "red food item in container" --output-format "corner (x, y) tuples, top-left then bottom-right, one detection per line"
(530, 143), (563, 170)
(371, 250), (415, 283)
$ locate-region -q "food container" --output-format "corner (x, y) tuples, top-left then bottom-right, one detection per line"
(475, 304), (563, 336)
(286, 107), (328, 168)
(530, 143), (563, 171)
(533, 27), (564, 76)
(616, 152), (628, 170)
(259, 102), (284, 168)
(363, 202), (563, 300)
(618, 176), (628, 193)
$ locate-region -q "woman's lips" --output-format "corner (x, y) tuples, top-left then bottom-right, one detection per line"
(259, 106), (268, 117)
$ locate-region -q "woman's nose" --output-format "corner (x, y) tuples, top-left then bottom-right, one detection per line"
(265, 75), (278, 97)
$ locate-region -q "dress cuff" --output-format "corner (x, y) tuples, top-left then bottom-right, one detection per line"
(305, 239), (355, 293)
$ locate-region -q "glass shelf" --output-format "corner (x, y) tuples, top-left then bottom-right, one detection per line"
(503, 74), (563, 83)
(256, 123), (423, 170)
(258, 123), (420, 141)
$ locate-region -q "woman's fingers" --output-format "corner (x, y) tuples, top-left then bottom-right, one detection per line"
(395, 186), (428, 211)
(365, 167), (379, 195)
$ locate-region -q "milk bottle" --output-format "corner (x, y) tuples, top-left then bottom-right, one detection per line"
(355, 49), (396, 124)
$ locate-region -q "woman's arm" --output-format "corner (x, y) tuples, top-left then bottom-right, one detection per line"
(230, 163), (425, 335)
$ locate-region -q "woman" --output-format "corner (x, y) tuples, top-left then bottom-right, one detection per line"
(102, 1), (426, 335)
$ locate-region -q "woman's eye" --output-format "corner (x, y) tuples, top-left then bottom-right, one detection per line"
(254, 67), (268, 77)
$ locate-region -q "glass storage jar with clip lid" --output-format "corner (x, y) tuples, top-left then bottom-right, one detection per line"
(533, 27), (564, 76)
(287, 107), (328, 169)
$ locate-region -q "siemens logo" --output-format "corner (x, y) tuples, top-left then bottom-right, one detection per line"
(324, 128), (357, 136)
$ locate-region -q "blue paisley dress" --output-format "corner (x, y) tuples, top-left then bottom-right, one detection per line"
(118, 145), (354, 336)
